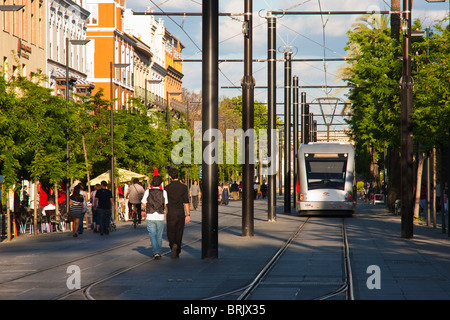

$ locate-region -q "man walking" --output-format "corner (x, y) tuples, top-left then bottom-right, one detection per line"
(165, 168), (190, 259)
(141, 175), (168, 260)
(189, 180), (201, 210)
(94, 180), (114, 235)
(126, 178), (145, 224)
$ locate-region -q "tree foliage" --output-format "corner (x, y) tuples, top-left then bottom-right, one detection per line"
(343, 15), (449, 169)
(0, 74), (180, 190)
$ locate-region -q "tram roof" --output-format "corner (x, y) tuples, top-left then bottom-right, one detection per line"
(299, 142), (354, 154)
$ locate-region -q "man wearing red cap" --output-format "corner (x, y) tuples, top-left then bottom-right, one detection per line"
(153, 168), (163, 190)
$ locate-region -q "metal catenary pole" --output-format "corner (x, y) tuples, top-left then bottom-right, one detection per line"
(242, 0), (255, 237)
(284, 49), (292, 213)
(202, 0), (219, 258)
(301, 92), (310, 144)
(400, 0), (414, 239)
(293, 76), (299, 209)
(267, 13), (277, 222)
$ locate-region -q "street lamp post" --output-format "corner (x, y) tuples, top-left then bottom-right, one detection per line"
(1, 3), (25, 242)
(110, 62), (130, 219)
(65, 37), (89, 223)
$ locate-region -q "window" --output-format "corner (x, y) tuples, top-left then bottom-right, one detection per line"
(30, 0), (36, 44)
(22, 4), (27, 42)
(114, 40), (118, 64)
(86, 4), (98, 25)
(305, 154), (347, 190)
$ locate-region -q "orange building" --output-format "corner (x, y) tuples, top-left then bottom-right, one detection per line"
(164, 29), (184, 113)
(85, 0), (134, 109)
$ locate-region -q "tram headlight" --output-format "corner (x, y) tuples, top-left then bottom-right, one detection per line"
(300, 194), (304, 201)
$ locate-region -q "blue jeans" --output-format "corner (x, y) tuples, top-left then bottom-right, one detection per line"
(146, 219), (165, 255)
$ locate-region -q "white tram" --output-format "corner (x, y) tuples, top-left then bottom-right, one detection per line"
(296, 143), (356, 216)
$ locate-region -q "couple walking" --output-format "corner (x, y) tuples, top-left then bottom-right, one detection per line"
(142, 168), (190, 260)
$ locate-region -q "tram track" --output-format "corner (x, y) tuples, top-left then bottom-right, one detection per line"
(314, 218), (354, 300)
(204, 216), (354, 301)
(1, 204), (354, 301)
(57, 209), (242, 300)
(0, 212), (214, 300)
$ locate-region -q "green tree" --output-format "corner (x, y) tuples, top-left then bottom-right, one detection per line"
(0, 72), (68, 189)
(412, 20), (450, 152)
(343, 22), (402, 163)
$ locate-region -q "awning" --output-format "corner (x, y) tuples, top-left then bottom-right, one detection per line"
(89, 168), (148, 186)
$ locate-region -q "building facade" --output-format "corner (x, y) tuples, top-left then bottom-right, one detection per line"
(164, 29), (184, 113)
(1, 0), (47, 79)
(47, 0), (94, 100)
(123, 9), (166, 109)
(85, 0), (134, 110)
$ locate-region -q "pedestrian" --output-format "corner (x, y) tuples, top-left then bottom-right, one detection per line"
(218, 182), (223, 204)
(91, 184), (101, 233)
(94, 180), (114, 236)
(126, 178), (145, 224)
(260, 181), (267, 199)
(222, 182), (230, 205)
(70, 185), (84, 237)
(142, 175), (168, 260)
(21, 185), (29, 209)
(230, 181), (239, 200)
(419, 183), (427, 215)
(165, 167), (190, 259)
(189, 180), (201, 210)
(77, 183), (87, 234)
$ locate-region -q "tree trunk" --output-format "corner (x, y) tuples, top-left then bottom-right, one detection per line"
(413, 153), (425, 219)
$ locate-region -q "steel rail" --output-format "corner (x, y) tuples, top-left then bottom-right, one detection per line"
(236, 217), (310, 300)
(55, 210), (242, 300)
(314, 218), (354, 300)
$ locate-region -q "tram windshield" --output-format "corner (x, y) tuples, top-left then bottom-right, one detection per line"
(305, 154), (347, 190)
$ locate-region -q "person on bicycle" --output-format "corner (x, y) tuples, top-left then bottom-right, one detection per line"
(126, 178), (145, 224)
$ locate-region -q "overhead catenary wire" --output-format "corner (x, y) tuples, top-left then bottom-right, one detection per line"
(147, 0), (240, 90)
(317, 0), (331, 97)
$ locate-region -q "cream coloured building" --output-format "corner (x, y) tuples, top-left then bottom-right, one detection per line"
(1, 0), (47, 79)
(47, 0), (94, 99)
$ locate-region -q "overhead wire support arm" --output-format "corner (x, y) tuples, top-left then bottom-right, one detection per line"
(175, 58), (356, 62)
(133, 11), (239, 16)
(135, 10), (401, 16)
(270, 10), (392, 15)
(221, 85), (355, 89)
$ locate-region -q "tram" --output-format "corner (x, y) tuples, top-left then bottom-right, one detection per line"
(296, 143), (356, 216)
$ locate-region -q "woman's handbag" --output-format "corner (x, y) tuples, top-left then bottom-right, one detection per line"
(67, 210), (74, 222)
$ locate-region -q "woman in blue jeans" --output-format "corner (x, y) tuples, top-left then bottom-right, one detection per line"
(141, 176), (168, 259)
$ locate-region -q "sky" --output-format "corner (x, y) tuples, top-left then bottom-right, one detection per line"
(125, 0), (449, 130)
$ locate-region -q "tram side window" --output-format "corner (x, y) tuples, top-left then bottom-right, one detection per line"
(305, 158), (347, 190)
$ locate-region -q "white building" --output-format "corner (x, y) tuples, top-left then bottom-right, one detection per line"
(47, 0), (94, 99)
(123, 9), (166, 108)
